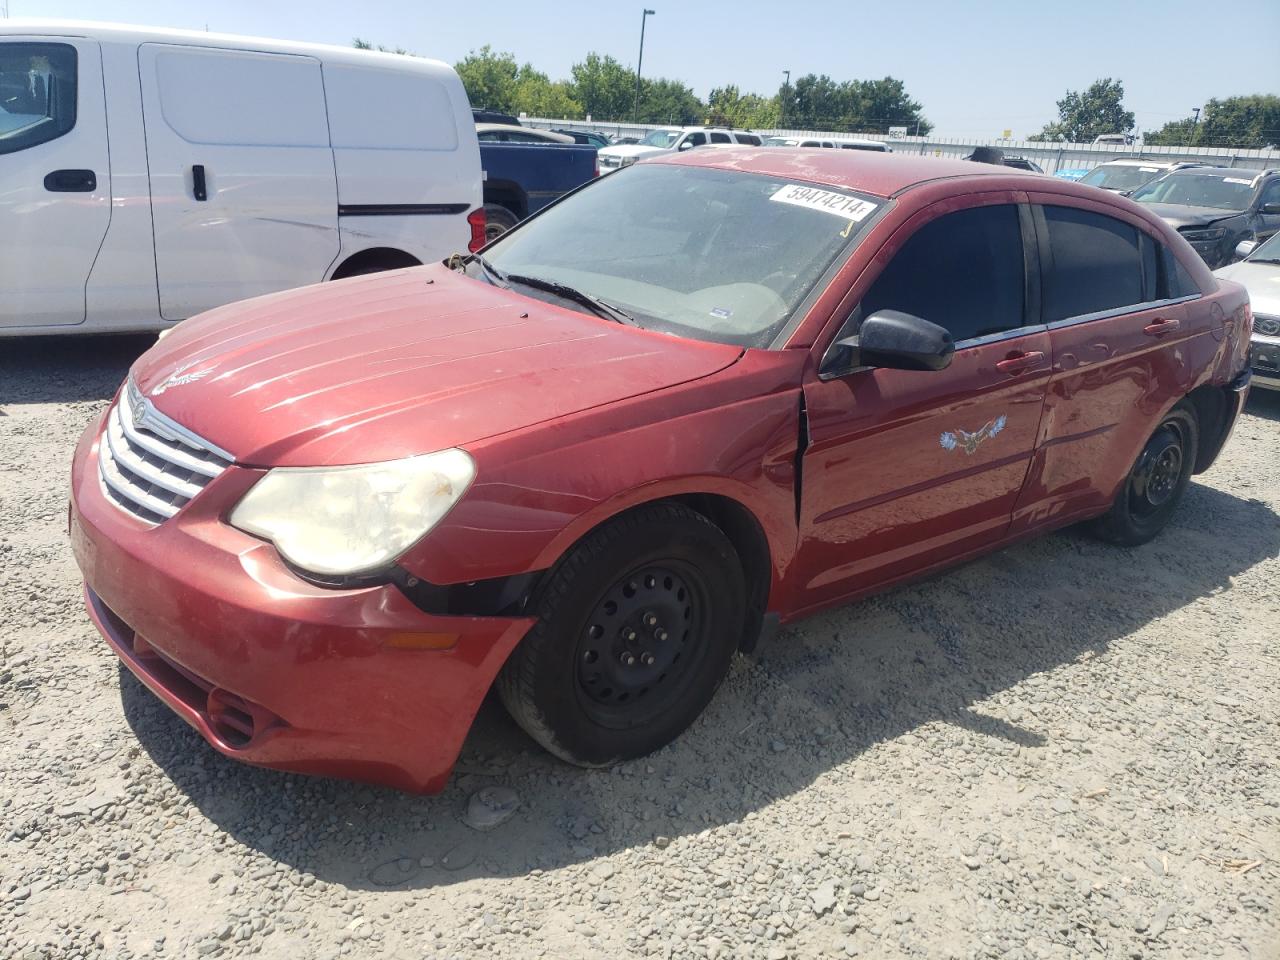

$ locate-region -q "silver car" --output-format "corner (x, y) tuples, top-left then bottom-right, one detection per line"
(1215, 233), (1280, 390)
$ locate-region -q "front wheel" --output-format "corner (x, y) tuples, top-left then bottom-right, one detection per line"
(1088, 402), (1199, 546)
(496, 503), (745, 767)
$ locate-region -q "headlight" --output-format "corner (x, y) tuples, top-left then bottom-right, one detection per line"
(229, 449), (475, 578)
(1180, 228), (1226, 243)
(620, 156), (638, 167)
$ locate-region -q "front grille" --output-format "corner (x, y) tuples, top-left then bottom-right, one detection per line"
(98, 380), (233, 524)
(1254, 313), (1280, 338)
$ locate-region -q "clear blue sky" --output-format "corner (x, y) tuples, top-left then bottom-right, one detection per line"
(9, 0), (1280, 137)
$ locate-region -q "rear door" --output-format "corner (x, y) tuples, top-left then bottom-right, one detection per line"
(1014, 196), (1201, 529)
(138, 43), (339, 320)
(0, 37), (110, 328)
(794, 195), (1051, 611)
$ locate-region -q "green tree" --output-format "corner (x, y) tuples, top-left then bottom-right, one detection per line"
(570, 53), (636, 121)
(778, 73), (930, 134)
(640, 77), (703, 124)
(512, 67), (583, 119)
(1033, 78), (1134, 142)
(454, 45), (520, 113)
(1145, 95), (1280, 148)
(352, 37), (408, 56)
(706, 85), (778, 128)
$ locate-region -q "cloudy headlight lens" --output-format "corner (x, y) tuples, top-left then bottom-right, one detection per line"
(229, 449), (475, 578)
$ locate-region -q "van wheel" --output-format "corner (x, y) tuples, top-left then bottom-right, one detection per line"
(1088, 402), (1199, 546)
(496, 503), (744, 767)
(483, 204), (519, 241)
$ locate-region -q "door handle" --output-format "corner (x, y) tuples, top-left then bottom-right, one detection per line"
(192, 164), (208, 202)
(1143, 317), (1180, 337)
(43, 169), (97, 192)
(995, 350), (1046, 375)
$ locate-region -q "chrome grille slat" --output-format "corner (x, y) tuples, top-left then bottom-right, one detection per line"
(97, 379), (233, 525)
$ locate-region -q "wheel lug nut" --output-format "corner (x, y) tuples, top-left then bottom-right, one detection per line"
(620, 652), (637, 666)
(656, 629), (668, 642)
(641, 652), (656, 666)
(643, 613), (657, 627)
(625, 629), (637, 642)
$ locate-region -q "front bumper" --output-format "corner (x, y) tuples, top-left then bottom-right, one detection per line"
(69, 410), (534, 794)
(1249, 332), (1280, 391)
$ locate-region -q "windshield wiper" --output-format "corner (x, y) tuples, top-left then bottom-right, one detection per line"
(1248, 257), (1280, 265)
(505, 274), (639, 326)
(447, 251), (509, 287)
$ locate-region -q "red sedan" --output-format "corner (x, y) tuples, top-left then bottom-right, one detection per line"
(69, 149), (1253, 793)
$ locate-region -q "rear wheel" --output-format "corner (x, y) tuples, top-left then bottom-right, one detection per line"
(496, 503), (744, 766)
(483, 203), (520, 242)
(1088, 402), (1199, 546)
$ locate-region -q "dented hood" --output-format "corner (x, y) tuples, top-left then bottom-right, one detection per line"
(131, 265), (741, 467)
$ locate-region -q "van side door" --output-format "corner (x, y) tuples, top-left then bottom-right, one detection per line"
(0, 37), (110, 329)
(137, 44), (339, 321)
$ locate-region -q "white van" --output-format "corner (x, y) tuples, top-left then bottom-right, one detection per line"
(0, 21), (483, 336)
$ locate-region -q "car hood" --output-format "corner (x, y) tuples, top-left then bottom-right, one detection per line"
(130, 265), (742, 467)
(1214, 260), (1280, 317)
(600, 144), (664, 160)
(1139, 203), (1241, 230)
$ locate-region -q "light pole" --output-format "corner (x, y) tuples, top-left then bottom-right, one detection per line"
(633, 9), (655, 125)
(780, 69), (790, 127)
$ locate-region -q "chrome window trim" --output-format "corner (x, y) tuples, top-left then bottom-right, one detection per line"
(1044, 293), (1202, 331)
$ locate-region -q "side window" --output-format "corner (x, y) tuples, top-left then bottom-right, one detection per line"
(1260, 178), (1280, 209)
(735, 133), (761, 146)
(801, 140), (820, 148)
(0, 42), (77, 155)
(860, 204), (1026, 343)
(1041, 205), (1144, 322)
(1159, 244), (1201, 299)
(683, 132), (706, 148)
(709, 131), (731, 144)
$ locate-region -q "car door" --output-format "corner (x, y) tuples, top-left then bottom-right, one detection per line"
(1252, 176), (1280, 244)
(138, 43), (339, 321)
(0, 37), (110, 329)
(1014, 196), (1201, 529)
(793, 195), (1051, 612)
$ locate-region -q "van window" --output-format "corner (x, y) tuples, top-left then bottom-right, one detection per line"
(150, 46), (328, 147)
(325, 66), (459, 151)
(710, 131), (731, 144)
(1042, 206), (1144, 321)
(735, 133), (761, 146)
(860, 204), (1026, 343)
(0, 42), (76, 155)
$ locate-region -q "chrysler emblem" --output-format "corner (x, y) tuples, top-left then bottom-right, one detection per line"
(131, 396), (148, 429)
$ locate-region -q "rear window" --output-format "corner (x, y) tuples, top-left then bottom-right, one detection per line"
(1042, 206), (1144, 321)
(735, 133), (761, 146)
(1080, 163), (1165, 192)
(325, 65), (459, 151)
(0, 42), (77, 155)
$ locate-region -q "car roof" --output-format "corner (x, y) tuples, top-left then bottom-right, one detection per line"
(652, 147), (1036, 199)
(475, 124), (574, 143)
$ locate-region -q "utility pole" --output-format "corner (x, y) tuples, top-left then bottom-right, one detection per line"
(1190, 105), (1202, 144)
(780, 70), (790, 126)
(633, 9), (655, 125)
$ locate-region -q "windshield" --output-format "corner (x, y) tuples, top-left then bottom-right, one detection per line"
(640, 128), (682, 148)
(479, 164), (883, 347)
(1247, 231), (1280, 262)
(1080, 163), (1166, 191)
(1131, 172), (1256, 211)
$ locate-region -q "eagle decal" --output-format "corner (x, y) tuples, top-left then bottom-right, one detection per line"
(151, 360), (214, 396)
(940, 415), (1007, 455)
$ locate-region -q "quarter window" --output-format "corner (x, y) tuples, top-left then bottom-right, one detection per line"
(709, 131), (731, 144)
(0, 42), (77, 155)
(1041, 206), (1145, 322)
(860, 204), (1026, 343)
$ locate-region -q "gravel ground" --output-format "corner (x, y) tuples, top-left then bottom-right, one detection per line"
(2, 335), (1278, 960)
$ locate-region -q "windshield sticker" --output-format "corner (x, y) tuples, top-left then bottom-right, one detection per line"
(771, 185), (878, 222)
(1139, 167), (1159, 172)
(709, 307), (733, 319)
(940, 415), (1006, 456)
(1223, 177), (1253, 186)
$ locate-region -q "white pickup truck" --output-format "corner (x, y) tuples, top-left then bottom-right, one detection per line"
(597, 126), (762, 174)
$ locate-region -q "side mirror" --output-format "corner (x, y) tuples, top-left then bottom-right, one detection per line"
(1235, 239), (1258, 260)
(678, 140), (694, 151)
(1261, 202), (1280, 215)
(824, 310), (954, 377)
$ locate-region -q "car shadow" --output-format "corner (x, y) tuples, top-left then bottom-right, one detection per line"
(1245, 387), (1280, 421)
(119, 478), (1280, 891)
(0, 334), (154, 407)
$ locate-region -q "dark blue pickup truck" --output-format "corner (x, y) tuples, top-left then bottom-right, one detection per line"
(478, 142), (598, 241)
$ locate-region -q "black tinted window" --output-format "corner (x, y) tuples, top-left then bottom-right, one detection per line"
(684, 132), (706, 147)
(1042, 206), (1144, 321)
(735, 133), (761, 146)
(860, 204), (1026, 342)
(0, 42), (77, 155)
(1160, 244), (1201, 298)
(710, 132), (731, 143)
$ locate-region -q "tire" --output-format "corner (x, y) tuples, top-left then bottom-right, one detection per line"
(483, 203), (520, 242)
(496, 502), (745, 767)
(1088, 401), (1199, 546)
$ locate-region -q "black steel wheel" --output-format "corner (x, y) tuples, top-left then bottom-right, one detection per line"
(1089, 402), (1199, 546)
(497, 503), (745, 766)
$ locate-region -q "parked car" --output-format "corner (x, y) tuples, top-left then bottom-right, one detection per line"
(553, 129), (610, 149)
(472, 107), (520, 126)
(764, 136), (890, 152)
(1093, 133), (1136, 146)
(1000, 155), (1043, 173)
(1055, 168), (1089, 181)
(0, 21), (482, 337)
(1130, 166), (1280, 268)
(597, 126), (758, 173)
(1214, 231), (1280, 390)
(478, 139), (597, 239)
(1078, 158), (1205, 195)
(475, 123), (575, 144)
(69, 149), (1251, 793)
(963, 149), (1042, 172)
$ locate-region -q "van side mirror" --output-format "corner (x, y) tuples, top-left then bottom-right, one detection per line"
(822, 309), (954, 378)
(678, 140), (694, 151)
(1235, 239), (1257, 260)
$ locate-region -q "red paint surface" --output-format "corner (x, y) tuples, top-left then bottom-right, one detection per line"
(71, 150), (1253, 792)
